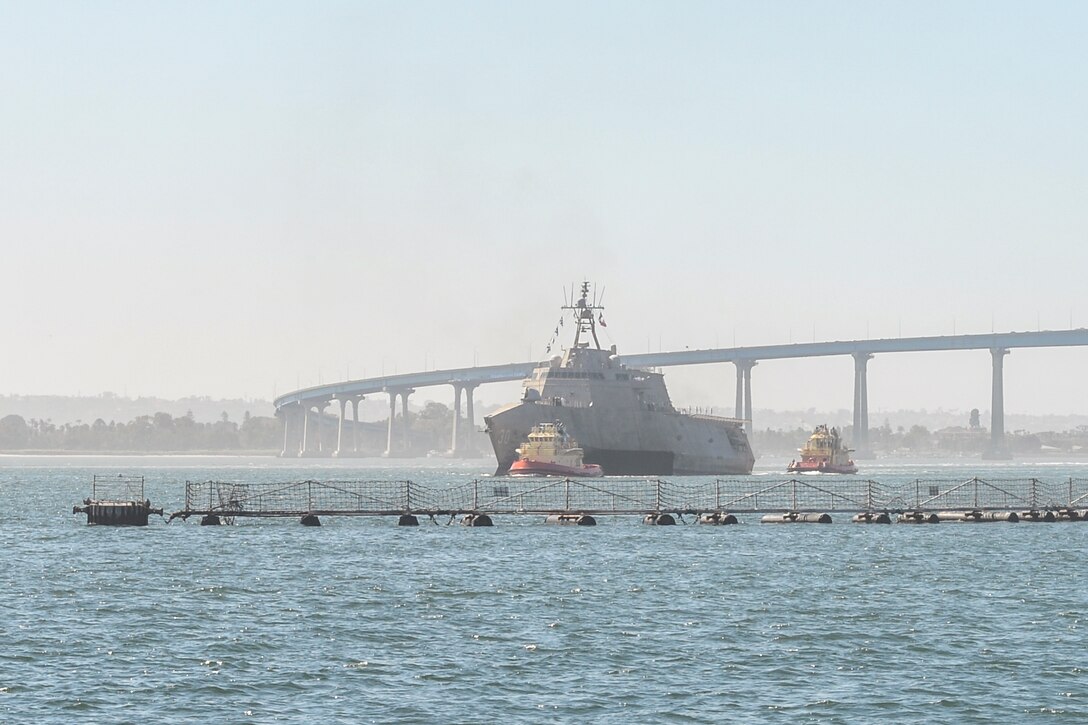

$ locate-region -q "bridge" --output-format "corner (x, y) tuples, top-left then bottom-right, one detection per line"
(272, 329), (1088, 459)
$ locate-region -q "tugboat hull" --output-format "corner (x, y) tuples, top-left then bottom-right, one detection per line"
(786, 462), (858, 475)
(508, 459), (604, 477)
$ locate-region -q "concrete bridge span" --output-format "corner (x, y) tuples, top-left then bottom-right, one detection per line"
(273, 329), (1088, 458)
(274, 362), (534, 458)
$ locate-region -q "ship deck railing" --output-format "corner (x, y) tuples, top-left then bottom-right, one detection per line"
(168, 476), (1088, 520)
(685, 412), (747, 424)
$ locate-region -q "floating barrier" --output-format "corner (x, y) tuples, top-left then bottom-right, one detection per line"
(461, 513), (493, 527)
(300, 514), (321, 526)
(851, 511), (891, 524)
(761, 512), (832, 524)
(1019, 510), (1057, 522)
(697, 512), (738, 525)
(935, 510), (1018, 523)
(982, 511), (1019, 523)
(545, 513), (596, 526)
(73, 475), (162, 527)
(161, 476), (1088, 529)
(897, 511), (939, 524)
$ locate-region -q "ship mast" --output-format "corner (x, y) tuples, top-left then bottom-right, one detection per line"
(563, 281), (604, 349)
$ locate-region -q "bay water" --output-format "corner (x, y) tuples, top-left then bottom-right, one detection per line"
(2, 456), (1087, 723)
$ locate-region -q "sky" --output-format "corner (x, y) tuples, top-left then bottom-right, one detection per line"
(2, 1), (1087, 417)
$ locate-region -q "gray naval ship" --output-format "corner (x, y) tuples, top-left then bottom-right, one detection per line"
(485, 284), (755, 476)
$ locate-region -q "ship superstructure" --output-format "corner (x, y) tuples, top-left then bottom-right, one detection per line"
(485, 283), (755, 476)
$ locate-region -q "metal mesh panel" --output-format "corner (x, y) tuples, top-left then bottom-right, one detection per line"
(711, 478), (878, 512)
(903, 478), (1038, 511)
(177, 476), (1088, 518)
(185, 480), (413, 516)
(92, 475), (146, 502)
(474, 478), (664, 514)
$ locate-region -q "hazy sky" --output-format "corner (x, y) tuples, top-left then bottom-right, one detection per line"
(3, 1), (1087, 416)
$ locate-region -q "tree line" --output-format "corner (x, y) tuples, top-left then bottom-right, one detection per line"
(0, 402), (486, 455)
(0, 411), (281, 452)
(754, 421), (1074, 457)
(0, 404), (1081, 456)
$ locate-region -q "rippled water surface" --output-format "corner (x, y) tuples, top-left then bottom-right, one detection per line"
(3, 457), (1088, 723)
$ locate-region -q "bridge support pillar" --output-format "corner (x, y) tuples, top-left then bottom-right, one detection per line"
(351, 396), (361, 454)
(450, 383), (463, 454)
(384, 391), (396, 457)
(401, 389), (412, 451)
(334, 398), (347, 457)
(280, 409), (289, 457)
(280, 403), (305, 458)
(300, 405), (311, 457)
(985, 347), (1011, 459)
(852, 352), (873, 458)
(734, 360), (756, 431)
(315, 402), (329, 454)
(465, 384), (476, 455)
(384, 388), (414, 457)
(449, 383), (479, 457)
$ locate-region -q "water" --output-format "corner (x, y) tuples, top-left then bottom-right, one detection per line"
(3, 456), (1088, 723)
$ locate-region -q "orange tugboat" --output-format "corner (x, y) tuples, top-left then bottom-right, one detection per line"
(787, 424), (858, 474)
(507, 421), (604, 477)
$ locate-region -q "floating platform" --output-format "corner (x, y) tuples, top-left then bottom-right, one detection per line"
(164, 476), (1088, 527)
(74, 475), (163, 526)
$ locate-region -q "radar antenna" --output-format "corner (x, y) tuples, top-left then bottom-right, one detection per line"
(563, 281), (605, 349)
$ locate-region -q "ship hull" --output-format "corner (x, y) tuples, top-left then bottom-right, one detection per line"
(786, 462), (858, 475)
(486, 402), (754, 476)
(508, 460), (604, 477)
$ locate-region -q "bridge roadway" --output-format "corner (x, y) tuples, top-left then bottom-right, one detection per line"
(273, 329), (1088, 459)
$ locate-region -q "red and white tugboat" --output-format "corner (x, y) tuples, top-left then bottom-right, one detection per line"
(507, 421), (604, 477)
(787, 424), (858, 474)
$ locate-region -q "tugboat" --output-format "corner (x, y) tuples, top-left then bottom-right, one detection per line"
(787, 424), (858, 474)
(507, 421), (604, 477)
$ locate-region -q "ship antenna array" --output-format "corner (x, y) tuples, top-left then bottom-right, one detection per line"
(563, 281), (604, 349)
